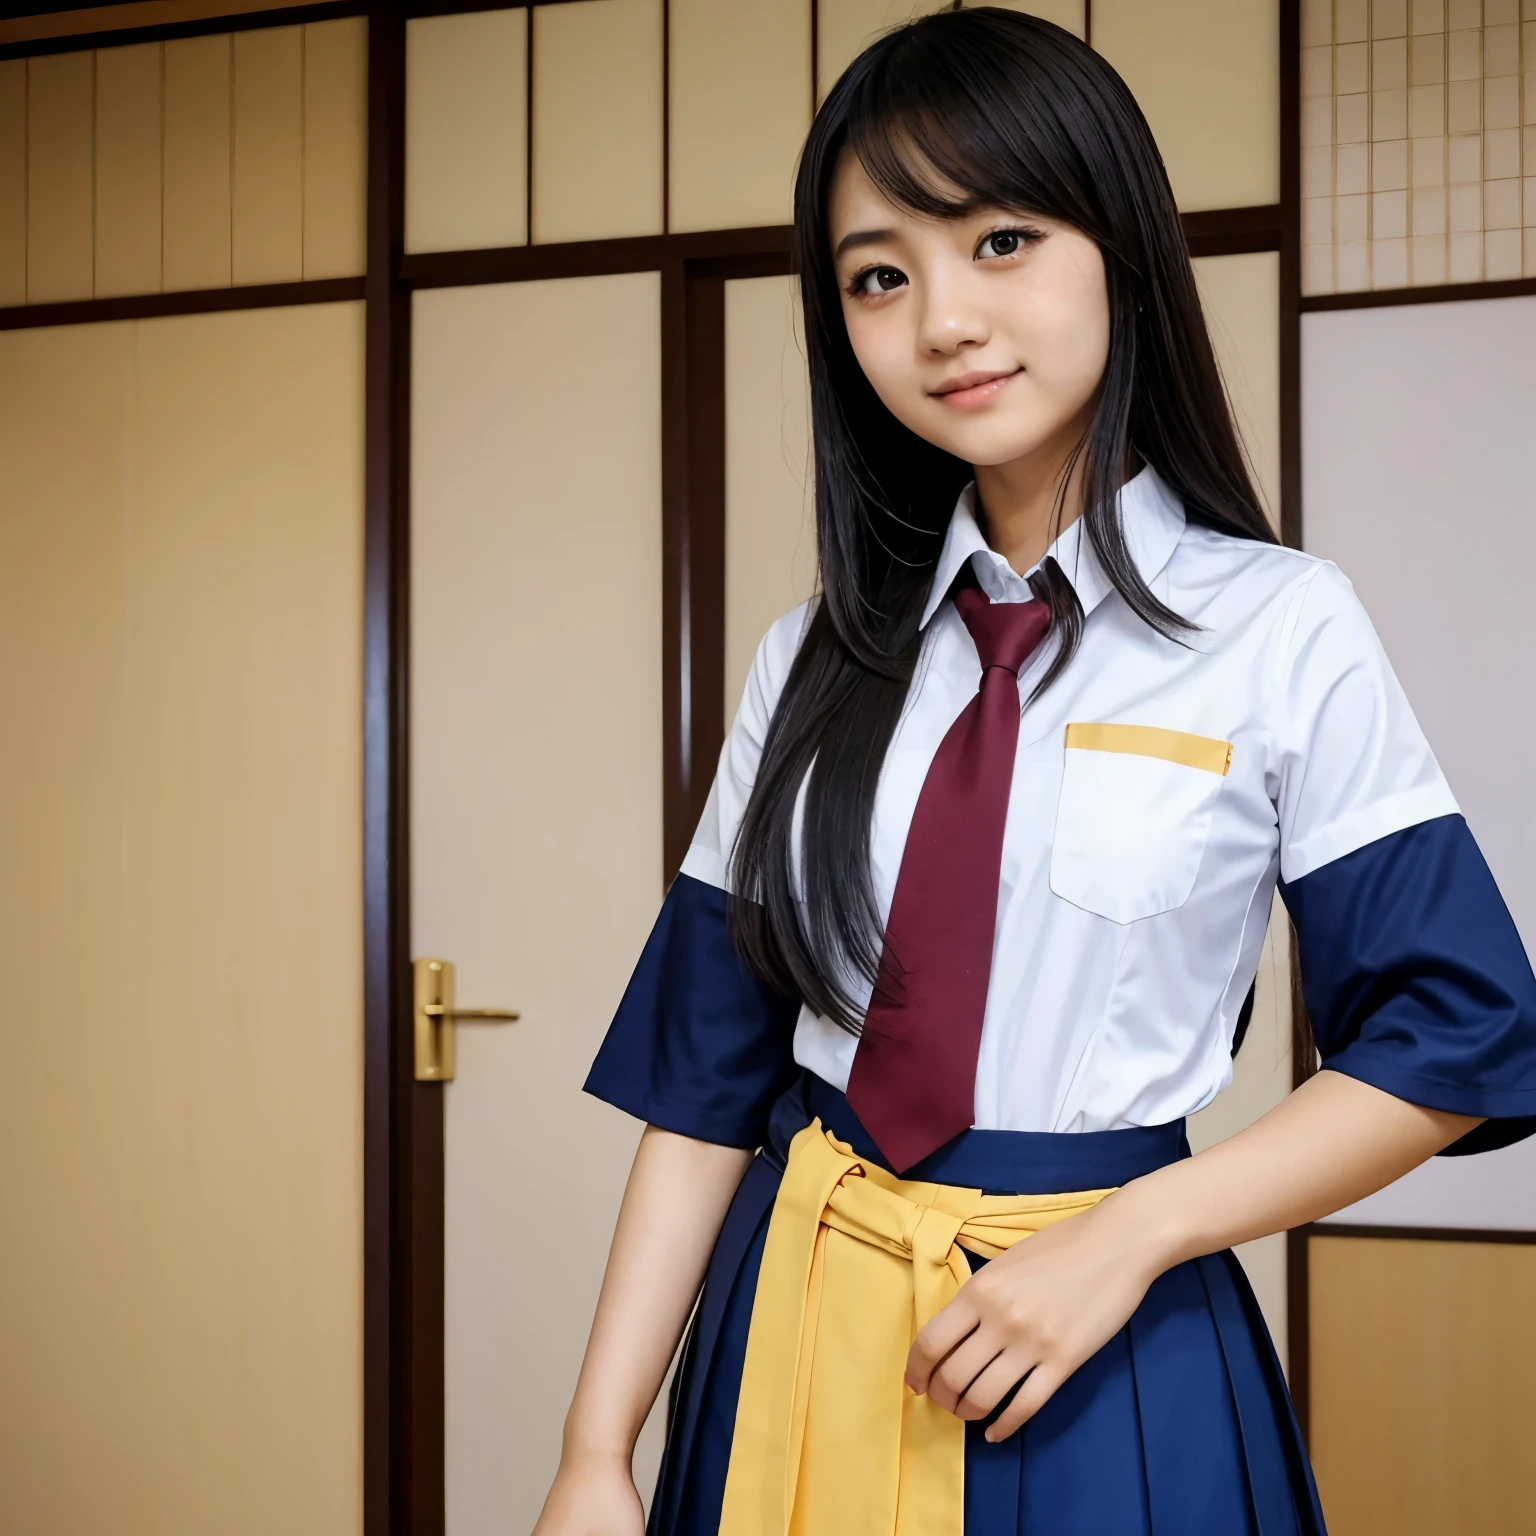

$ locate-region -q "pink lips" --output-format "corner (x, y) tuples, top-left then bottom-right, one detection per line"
(929, 367), (1022, 410)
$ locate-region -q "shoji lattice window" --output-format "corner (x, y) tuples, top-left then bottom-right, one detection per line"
(1302, 0), (1536, 294)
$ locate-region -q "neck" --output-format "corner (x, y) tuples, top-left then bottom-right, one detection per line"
(971, 421), (1091, 576)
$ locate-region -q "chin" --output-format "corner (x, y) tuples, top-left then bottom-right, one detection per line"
(925, 424), (1052, 468)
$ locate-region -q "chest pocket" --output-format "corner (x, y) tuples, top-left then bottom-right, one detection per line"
(1050, 723), (1232, 924)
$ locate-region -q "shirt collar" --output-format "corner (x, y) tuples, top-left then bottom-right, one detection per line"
(917, 464), (1188, 630)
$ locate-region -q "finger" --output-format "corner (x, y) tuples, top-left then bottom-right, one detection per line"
(984, 1363), (1067, 1443)
(954, 1350), (1036, 1422)
(926, 1331), (1005, 1414)
(905, 1303), (980, 1394)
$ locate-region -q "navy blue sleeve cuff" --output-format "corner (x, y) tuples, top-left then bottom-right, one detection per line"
(582, 872), (801, 1149)
(1281, 815), (1536, 1156)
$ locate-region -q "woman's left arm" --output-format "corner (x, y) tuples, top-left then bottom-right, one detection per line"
(906, 1069), (1479, 1441)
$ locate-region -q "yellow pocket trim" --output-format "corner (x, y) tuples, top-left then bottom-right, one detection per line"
(1064, 722), (1233, 776)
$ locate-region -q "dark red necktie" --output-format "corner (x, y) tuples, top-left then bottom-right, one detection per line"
(845, 584), (1051, 1173)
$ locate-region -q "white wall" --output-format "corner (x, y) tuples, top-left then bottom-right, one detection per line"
(1302, 295), (1536, 1231)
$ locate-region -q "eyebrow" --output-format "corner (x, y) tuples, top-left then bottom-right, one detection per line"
(833, 228), (896, 260)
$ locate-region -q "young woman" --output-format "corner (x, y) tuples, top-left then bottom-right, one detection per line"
(536, 11), (1536, 1535)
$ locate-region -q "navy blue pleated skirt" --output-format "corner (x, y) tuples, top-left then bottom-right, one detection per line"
(648, 1071), (1326, 1536)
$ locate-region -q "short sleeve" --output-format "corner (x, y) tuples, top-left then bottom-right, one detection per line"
(1271, 568), (1536, 1152)
(1280, 815), (1536, 1153)
(583, 604), (813, 1147)
(1271, 562), (1459, 882)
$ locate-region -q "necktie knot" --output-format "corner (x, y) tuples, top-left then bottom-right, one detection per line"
(954, 583), (1051, 677)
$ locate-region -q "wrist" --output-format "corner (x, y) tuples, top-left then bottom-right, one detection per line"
(560, 1420), (637, 1473)
(1090, 1172), (1197, 1280)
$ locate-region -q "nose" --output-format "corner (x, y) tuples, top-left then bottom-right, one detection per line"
(915, 269), (990, 356)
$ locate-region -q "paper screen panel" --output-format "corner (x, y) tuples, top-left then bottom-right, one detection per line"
(724, 274), (817, 714)
(412, 273), (666, 1533)
(532, 0), (664, 243)
(1304, 295), (1536, 1231)
(26, 51), (95, 303)
(669, 0), (811, 232)
(164, 34), (233, 291)
(95, 44), (164, 298)
(302, 17), (368, 280)
(1095, 0), (1281, 212)
(0, 301), (365, 1535)
(0, 61), (25, 306)
(1193, 251), (1282, 529)
(1301, 0), (1536, 295)
(406, 9), (528, 254)
(232, 26), (304, 285)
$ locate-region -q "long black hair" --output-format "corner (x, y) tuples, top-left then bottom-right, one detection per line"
(730, 7), (1276, 1029)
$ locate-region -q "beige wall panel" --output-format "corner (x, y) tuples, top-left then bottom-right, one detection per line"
(1186, 899), (1292, 1363)
(232, 26), (303, 285)
(411, 273), (665, 1532)
(302, 16), (367, 279)
(405, 9), (527, 254)
(1094, 0), (1280, 212)
(96, 44), (164, 299)
(0, 61), (24, 307)
(1310, 1234), (1536, 1533)
(531, 0), (663, 243)
(0, 321), (137, 1534)
(164, 34), (232, 290)
(26, 51), (94, 304)
(0, 301), (365, 1534)
(1193, 250), (1281, 530)
(724, 274), (817, 711)
(670, 0), (811, 232)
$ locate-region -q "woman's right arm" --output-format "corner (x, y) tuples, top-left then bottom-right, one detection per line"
(533, 1125), (754, 1536)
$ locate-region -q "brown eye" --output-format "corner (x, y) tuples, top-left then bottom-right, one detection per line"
(978, 227), (1041, 259)
(854, 265), (907, 296)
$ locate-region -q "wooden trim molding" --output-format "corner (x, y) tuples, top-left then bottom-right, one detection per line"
(404, 0), (601, 15)
(657, 245), (792, 880)
(360, 6), (415, 1536)
(0, 277), (365, 329)
(1181, 204), (1283, 258)
(401, 225), (796, 290)
(0, 0), (599, 56)
(1311, 1222), (1536, 1245)
(0, 0), (362, 57)
(1301, 275), (1536, 312)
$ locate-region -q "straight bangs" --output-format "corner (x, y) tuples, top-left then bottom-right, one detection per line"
(841, 33), (1112, 248)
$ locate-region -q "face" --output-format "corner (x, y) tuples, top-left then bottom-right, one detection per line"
(828, 150), (1111, 473)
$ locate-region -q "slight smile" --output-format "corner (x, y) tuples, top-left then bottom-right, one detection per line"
(929, 367), (1024, 410)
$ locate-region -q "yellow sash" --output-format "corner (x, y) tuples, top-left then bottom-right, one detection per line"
(718, 1121), (1114, 1536)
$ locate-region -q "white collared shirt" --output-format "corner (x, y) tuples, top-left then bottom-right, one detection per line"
(680, 467), (1458, 1133)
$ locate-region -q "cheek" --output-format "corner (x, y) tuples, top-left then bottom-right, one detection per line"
(844, 308), (923, 417)
(1021, 276), (1110, 405)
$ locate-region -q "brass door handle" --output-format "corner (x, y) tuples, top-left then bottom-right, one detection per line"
(413, 959), (520, 1081)
(421, 1004), (521, 1022)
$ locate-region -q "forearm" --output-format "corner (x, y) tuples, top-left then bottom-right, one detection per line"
(561, 1126), (753, 1465)
(1102, 1069), (1482, 1277)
